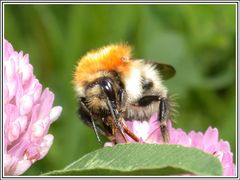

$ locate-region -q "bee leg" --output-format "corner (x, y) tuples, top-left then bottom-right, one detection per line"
(78, 98), (104, 143)
(137, 95), (170, 142)
(106, 98), (128, 143)
(122, 124), (140, 142)
(158, 97), (169, 143)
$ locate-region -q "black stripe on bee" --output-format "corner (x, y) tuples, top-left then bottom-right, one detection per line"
(141, 78), (153, 92)
(137, 95), (160, 106)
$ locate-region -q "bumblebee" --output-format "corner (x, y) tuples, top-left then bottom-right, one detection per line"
(73, 44), (175, 143)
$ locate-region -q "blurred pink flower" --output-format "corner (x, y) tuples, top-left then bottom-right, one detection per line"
(105, 113), (235, 176)
(3, 39), (62, 176)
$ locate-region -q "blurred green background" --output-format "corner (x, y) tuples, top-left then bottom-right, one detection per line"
(4, 4), (236, 175)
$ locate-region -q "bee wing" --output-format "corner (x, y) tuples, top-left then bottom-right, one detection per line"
(148, 61), (176, 80)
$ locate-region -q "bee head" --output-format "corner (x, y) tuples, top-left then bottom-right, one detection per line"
(73, 44), (131, 115)
(81, 73), (126, 117)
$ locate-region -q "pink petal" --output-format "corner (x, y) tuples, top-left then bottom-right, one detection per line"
(4, 104), (18, 121)
(12, 159), (32, 176)
(169, 127), (183, 144)
(203, 127), (219, 152)
(4, 39), (14, 60)
(49, 106), (62, 123)
(21, 64), (33, 83)
(15, 116), (28, 132)
(125, 120), (134, 130)
(17, 52), (26, 70)
(28, 104), (40, 128)
(215, 151), (224, 162)
(223, 164), (235, 176)
(4, 154), (13, 175)
(146, 126), (162, 144)
(221, 152), (233, 166)
(15, 77), (24, 107)
(39, 134), (54, 159)
(172, 128), (190, 147)
(104, 142), (114, 147)
(122, 121), (138, 142)
(205, 145), (218, 154)
(38, 88), (54, 119)
(8, 121), (21, 143)
(19, 95), (34, 115)
(8, 139), (29, 158)
(5, 58), (16, 80)
(218, 140), (230, 153)
(31, 121), (45, 138)
(5, 104), (19, 144)
(23, 54), (29, 64)
(148, 113), (159, 125)
(22, 79), (42, 103)
(26, 145), (41, 161)
(6, 79), (18, 102)
(132, 120), (149, 141)
(146, 113), (162, 143)
(4, 85), (10, 104)
(115, 131), (134, 143)
(188, 131), (204, 149)
(32, 81), (42, 103)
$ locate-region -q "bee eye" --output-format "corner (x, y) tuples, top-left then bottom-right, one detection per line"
(99, 78), (117, 107)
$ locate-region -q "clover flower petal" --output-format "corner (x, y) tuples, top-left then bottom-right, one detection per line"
(3, 39), (63, 176)
(106, 113), (235, 176)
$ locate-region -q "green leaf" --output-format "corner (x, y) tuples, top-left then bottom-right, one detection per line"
(42, 144), (223, 176)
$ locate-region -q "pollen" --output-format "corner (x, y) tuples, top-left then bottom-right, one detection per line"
(74, 44), (132, 85)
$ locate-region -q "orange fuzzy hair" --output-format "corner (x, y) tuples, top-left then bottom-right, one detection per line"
(74, 44), (132, 86)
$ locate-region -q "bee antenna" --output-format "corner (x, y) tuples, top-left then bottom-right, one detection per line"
(91, 118), (102, 144)
(79, 99), (102, 143)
